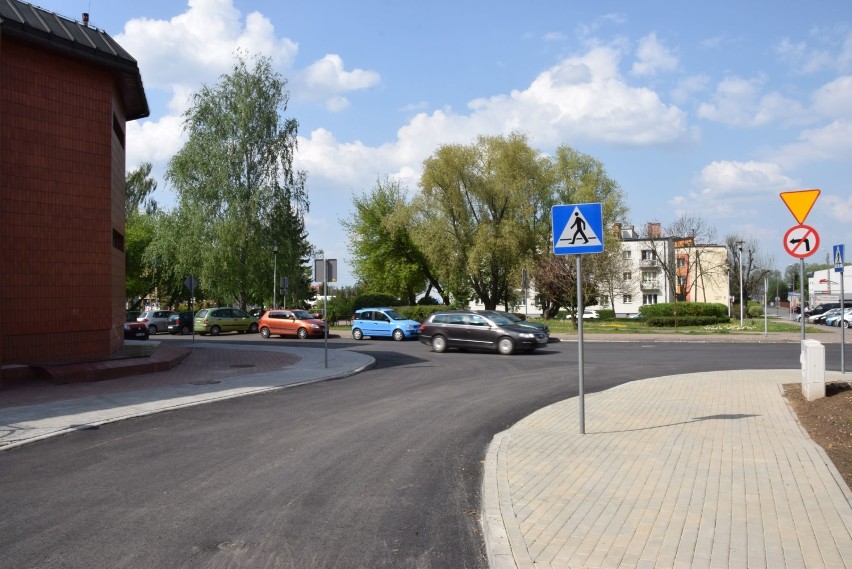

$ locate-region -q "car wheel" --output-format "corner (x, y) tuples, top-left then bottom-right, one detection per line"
(297, 327), (308, 340)
(431, 335), (447, 353)
(248, 323), (259, 333)
(148, 325), (158, 335)
(352, 328), (364, 340)
(181, 325), (190, 335)
(210, 325), (221, 336)
(497, 337), (515, 355)
(260, 327), (271, 339)
(392, 329), (405, 341)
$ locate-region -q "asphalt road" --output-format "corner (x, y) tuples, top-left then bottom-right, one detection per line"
(0, 338), (812, 568)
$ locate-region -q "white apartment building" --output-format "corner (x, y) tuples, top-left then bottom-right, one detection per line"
(597, 223), (675, 317)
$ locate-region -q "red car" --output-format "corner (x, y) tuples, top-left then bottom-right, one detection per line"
(258, 309), (326, 339)
(123, 320), (149, 340)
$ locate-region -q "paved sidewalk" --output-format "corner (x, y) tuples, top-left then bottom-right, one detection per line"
(0, 341), (374, 450)
(482, 369), (852, 569)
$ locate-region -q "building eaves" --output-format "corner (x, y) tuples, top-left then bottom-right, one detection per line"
(0, 0), (149, 120)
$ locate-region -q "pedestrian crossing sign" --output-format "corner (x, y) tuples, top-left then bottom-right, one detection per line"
(552, 203), (604, 255)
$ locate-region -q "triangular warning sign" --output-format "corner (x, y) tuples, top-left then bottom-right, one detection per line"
(556, 206), (601, 248)
(780, 189), (820, 224)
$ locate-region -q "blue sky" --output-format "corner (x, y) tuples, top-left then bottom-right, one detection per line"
(33, 0), (852, 284)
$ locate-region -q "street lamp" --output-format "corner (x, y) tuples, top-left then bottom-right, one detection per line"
(273, 244), (279, 309)
(737, 241), (744, 326)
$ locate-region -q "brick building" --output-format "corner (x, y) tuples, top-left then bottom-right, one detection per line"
(1, 1), (148, 381)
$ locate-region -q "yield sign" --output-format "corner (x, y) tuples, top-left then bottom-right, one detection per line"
(780, 189), (820, 223)
(783, 224), (820, 258)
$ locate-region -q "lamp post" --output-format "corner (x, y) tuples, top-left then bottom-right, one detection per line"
(737, 241), (744, 326)
(273, 244), (279, 309)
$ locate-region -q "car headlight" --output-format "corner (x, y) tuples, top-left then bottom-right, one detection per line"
(519, 333), (535, 338)
(310, 323), (320, 329)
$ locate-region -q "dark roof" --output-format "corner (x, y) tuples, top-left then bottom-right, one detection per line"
(0, 0), (149, 120)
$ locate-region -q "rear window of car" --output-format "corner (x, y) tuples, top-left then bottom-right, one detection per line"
(196, 309), (208, 318)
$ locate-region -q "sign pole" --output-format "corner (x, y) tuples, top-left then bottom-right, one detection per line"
(800, 258), (806, 341)
(836, 244), (845, 374)
(576, 255), (585, 435)
(764, 277), (768, 337)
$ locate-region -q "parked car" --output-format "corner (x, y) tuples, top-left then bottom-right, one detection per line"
(809, 307), (842, 324)
(259, 309), (326, 339)
(351, 307), (421, 341)
(477, 310), (550, 338)
(194, 307), (259, 336)
(167, 311), (195, 335)
(825, 307), (852, 327)
(418, 310), (548, 355)
(137, 310), (174, 334)
(123, 320), (149, 340)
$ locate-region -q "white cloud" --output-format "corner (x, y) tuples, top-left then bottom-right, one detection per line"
(631, 32), (678, 76)
(671, 74), (710, 104)
(670, 161), (800, 219)
(697, 75), (807, 126)
(770, 119), (852, 167)
(297, 44), (693, 199)
(811, 76), (852, 119)
(297, 54), (381, 110)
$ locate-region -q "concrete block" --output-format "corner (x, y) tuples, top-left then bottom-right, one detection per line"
(800, 339), (825, 401)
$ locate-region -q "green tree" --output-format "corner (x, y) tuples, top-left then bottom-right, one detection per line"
(343, 177), (445, 305)
(124, 162), (159, 308)
(532, 145), (629, 317)
(164, 51), (310, 310)
(414, 133), (551, 310)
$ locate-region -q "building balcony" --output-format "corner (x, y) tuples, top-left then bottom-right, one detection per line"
(640, 259), (659, 268)
(640, 280), (661, 290)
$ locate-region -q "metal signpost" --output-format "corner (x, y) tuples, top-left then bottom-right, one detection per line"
(552, 202), (604, 435)
(184, 275), (198, 340)
(835, 244), (846, 374)
(780, 189), (821, 341)
(314, 257), (337, 368)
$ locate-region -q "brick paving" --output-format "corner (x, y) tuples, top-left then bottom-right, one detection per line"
(482, 369), (852, 569)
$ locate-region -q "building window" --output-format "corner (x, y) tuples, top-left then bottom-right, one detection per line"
(623, 250), (631, 259)
(643, 294), (658, 304)
(678, 276), (687, 287)
(600, 295), (610, 306)
(623, 272), (632, 281)
(641, 249), (655, 260)
(623, 294), (633, 304)
(677, 257), (686, 268)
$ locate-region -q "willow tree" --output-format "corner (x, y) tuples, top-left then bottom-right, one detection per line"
(164, 51), (309, 310)
(414, 133), (550, 310)
(343, 177), (445, 305)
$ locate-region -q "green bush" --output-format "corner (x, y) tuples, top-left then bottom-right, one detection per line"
(646, 315), (727, 327)
(394, 305), (447, 322)
(352, 293), (401, 311)
(639, 302), (728, 319)
(597, 309), (615, 320)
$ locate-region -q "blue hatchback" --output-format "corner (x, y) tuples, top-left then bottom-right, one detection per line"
(351, 308), (421, 341)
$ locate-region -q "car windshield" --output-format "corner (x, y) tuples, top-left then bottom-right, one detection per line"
(497, 311), (521, 322)
(385, 309), (405, 320)
(487, 314), (515, 326)
(291, 310), (314, 319)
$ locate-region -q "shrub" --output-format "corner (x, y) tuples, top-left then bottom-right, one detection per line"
(352, 293), (401, 311)
(597, 309), (615, 320)
(639, 302), (728, 319)
(646, 315), (726, 327)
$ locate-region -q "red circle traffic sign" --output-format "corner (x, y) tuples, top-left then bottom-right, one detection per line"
(783, 224), (820, 258)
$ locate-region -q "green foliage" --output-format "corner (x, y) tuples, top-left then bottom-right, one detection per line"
(163, 51), (310, 310)
(646, 316), (728, 327)
(597, 309), (615, 320)
(343, 177), (443, 305)
(352, 293), (401, 311)
(639, 302), (729, 319)
(394, 305), (446, 322)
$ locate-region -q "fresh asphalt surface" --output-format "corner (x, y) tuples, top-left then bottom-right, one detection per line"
(0, 335), (832, 568)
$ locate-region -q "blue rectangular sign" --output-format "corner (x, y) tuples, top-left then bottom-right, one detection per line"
(552, 203), (604, 255)
(835, 244), (845, 273)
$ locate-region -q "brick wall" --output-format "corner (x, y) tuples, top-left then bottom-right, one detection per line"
(1, 37), (126, 366)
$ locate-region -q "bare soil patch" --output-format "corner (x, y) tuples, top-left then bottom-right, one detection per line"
(783, 382), (852, 489)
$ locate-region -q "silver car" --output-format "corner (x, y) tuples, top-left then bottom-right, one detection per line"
(137, 310), (173, 334)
